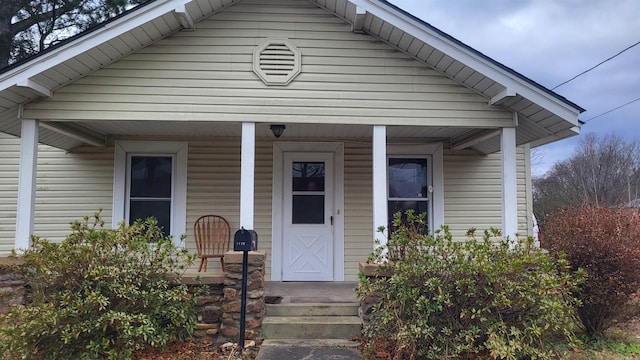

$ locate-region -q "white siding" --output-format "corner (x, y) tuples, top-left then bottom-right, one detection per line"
(444, 146), (529, 240)
(0, 133), (20, 253)
(23, 0), (511, 127)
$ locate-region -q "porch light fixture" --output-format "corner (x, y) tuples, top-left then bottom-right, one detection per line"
(270, 124), (286, 138)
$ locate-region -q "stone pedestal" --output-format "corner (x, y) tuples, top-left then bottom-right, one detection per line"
(220, 251), (266, 341)
(358, 262), (393, 326)
(0, 256), (27, 314)
(190, 282), (224, 342)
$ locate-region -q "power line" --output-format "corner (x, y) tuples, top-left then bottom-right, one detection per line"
(552, 40), (640, 90)
(584, 96), (640, 123)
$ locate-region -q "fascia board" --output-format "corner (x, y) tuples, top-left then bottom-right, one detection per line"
(0, 0), (190, 92)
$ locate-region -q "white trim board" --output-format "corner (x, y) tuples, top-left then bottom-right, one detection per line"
(112, 140), (188, 246)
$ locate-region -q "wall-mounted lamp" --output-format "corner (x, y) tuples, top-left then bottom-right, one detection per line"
(270, 124), (286, 139)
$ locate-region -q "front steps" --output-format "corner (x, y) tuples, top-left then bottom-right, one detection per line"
(262, 302), (362, 339)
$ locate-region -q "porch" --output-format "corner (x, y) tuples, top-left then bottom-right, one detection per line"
(12, 122), (524, 282)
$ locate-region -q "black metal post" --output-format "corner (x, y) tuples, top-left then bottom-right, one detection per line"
(238, 249), (248, 352)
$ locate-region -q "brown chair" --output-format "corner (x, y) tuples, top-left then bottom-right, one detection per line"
(194, 215), (231, 272)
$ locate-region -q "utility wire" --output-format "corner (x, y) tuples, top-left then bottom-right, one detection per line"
(552, 40), (640, 90)
(584, 96), (640, 122)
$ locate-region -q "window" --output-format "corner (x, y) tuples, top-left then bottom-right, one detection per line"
(113, 142), (187, 245)
(127, 155), (173, 235)
(388, 157), (430, 233)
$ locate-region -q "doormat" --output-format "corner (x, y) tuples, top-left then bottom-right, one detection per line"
(265, 296), (283, 304)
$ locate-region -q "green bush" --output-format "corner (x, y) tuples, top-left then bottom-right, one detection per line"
(0, 212), (198, 360)
(544, 206), (640, 336)
(357, 211), (584, 360)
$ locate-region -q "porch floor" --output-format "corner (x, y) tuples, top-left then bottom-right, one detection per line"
(264, 281), (359, 304)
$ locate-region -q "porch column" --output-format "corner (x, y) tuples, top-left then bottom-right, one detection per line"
(372, 125), (388, 248)
(501, 126), (518, 243)
(240, 122), (255, 229)
(15, 119), (39, 250)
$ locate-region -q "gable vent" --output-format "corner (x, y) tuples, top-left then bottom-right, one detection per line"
(253, 39), (301, 86)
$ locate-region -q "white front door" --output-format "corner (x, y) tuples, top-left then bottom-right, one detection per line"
(282, 152), (334, 281)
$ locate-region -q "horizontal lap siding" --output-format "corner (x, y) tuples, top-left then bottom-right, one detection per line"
(25, 0), (511, 126)
(0, 133), (19, 253)
(186, 139), (272, 277)
(255, 140), (274, 279)
(33, 146), (114, 241)
(344, 142), (373, 280)
(444, 147), (528, 240)
(185, 139), (242, 273)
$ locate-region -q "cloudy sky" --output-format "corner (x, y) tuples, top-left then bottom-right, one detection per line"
(388, 0), (640, 176)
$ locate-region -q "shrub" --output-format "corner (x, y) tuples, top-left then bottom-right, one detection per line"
(0, 212), (198, 360)
(357, 211), (584, 360)
(544, 206), (640, 336)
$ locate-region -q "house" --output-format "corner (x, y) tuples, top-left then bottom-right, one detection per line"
(0, 0), (583, 282)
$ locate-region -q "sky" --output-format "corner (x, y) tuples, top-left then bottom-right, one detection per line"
(388, 0), (640, 177)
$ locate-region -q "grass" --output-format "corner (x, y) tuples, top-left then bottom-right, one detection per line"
(548, 325), (640, 360)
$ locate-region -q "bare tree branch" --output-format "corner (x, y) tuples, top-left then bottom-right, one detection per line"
(534, 133), (640, 226)
(0, 0), (146, 68)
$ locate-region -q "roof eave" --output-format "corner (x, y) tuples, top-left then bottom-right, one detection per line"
(0, 0), (190, 93)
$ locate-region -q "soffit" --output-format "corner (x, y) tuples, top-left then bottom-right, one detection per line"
(0, 0), (583, 153)
(310, 0), (584, 153)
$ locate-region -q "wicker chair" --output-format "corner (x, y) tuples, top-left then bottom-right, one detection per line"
(193, 215), (231, 272)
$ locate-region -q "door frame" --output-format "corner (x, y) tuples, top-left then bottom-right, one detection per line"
(271, 142), (345, 281)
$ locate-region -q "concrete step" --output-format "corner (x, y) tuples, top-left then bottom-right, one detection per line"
(256, 339), (361, 360)
(262, 315), (362, 339)
(260, 339), (360, 348)
(266, 302), (359, 317)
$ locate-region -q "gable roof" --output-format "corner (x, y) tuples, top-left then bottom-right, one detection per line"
(0, 0), (584, 151)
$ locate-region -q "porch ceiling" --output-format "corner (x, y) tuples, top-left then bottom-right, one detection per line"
(31, 121), (470, 150)
(0, 0), (583, 153)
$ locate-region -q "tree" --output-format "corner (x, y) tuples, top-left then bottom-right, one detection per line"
(0, 0), (146, 69)
(533, 133), (640, 225)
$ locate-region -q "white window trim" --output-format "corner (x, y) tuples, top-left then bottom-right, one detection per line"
(387, 143), (444, 232)
(113, 141), (188, 246)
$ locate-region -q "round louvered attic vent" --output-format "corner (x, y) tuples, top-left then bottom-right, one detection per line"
(253, 38), (301, 86)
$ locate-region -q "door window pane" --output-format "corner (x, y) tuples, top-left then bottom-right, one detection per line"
(128, 156), (173, 235)
(292, 195), (324, 224)
(291, 161), (325, 224)
(292, 162), (325, 191)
